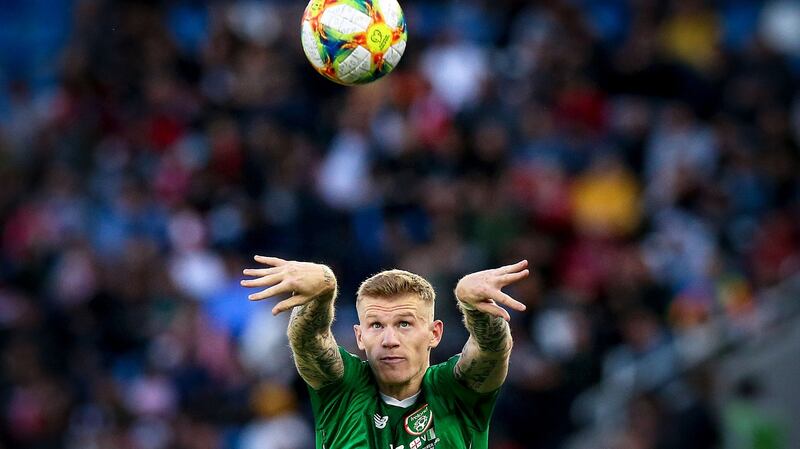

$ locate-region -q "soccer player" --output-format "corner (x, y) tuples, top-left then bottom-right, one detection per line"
(241, 255), (529, 449)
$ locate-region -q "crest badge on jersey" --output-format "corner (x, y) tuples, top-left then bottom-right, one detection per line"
(404, 403), (433, 436)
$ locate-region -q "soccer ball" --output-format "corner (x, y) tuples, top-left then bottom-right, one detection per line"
(301, 0), (407, 85)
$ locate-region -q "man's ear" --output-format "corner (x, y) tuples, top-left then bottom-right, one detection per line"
(354, 324), (365, 351)
(429, 320), (443, 349)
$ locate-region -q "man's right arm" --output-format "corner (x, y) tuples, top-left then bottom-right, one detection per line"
(242, 256), (344, 389)
(286, 268), (344, 389)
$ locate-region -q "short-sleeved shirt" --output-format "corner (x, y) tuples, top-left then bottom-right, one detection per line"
(308, 347), (500, 449)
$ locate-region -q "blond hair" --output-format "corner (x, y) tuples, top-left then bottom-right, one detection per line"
(356, 269), (436, 310)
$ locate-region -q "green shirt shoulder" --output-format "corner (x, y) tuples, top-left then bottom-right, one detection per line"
(307, 346), (501, 449)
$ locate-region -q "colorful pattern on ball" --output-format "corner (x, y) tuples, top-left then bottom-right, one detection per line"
(301, 0), (407, 85)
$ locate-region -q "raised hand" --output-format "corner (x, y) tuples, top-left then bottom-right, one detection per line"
(241, 256), (337, 316)
(454, 260), (529, 321)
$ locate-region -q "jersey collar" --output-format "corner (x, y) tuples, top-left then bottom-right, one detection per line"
(379, 390), (421, 408)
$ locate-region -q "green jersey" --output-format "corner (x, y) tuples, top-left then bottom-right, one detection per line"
(308, 346), (500, 449)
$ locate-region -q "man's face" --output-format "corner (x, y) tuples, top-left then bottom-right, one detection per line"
(354, 294), (443, 393)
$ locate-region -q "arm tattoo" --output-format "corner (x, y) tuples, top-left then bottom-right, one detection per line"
(322, 268), (334, 287)
(287, 282), (343, 388)
(454, 355), (504, 391)
(455, 306), (512, 392)
(461, 308), (511, 353)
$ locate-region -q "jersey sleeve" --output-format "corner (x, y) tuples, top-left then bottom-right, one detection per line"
(426, 353), (501, 432)
(307, 346), (372, 425)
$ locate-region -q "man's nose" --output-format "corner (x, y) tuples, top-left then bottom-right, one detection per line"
(382, 326), (400, 348)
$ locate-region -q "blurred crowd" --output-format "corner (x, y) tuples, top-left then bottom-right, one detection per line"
(1, 0), (800, 448)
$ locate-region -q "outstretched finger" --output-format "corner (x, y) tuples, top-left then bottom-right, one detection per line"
(491, 290), (527, 312)
(498, 269), (529, 286)
(241, 273), (280, 288)
(254, 255), (287, 267)
(242, 266), (280, 277)
(248, 281), (292, 301)
(474, 301), (511, 322)
(497, 259), (528, 274)
(272, 294), (309, 316)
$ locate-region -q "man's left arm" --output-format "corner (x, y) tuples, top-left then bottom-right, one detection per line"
(453, 260), (529, 393)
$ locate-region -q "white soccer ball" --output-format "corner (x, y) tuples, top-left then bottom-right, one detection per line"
(301, 0), (408, 85)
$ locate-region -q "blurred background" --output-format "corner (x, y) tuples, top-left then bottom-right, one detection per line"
(1, 0), (800, 448)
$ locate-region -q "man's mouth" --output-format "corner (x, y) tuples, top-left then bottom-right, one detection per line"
(379, 356), (405, 365)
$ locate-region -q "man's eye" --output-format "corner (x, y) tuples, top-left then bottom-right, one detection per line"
(399, 321), (410, 328)
(371, 323), (382, 329)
